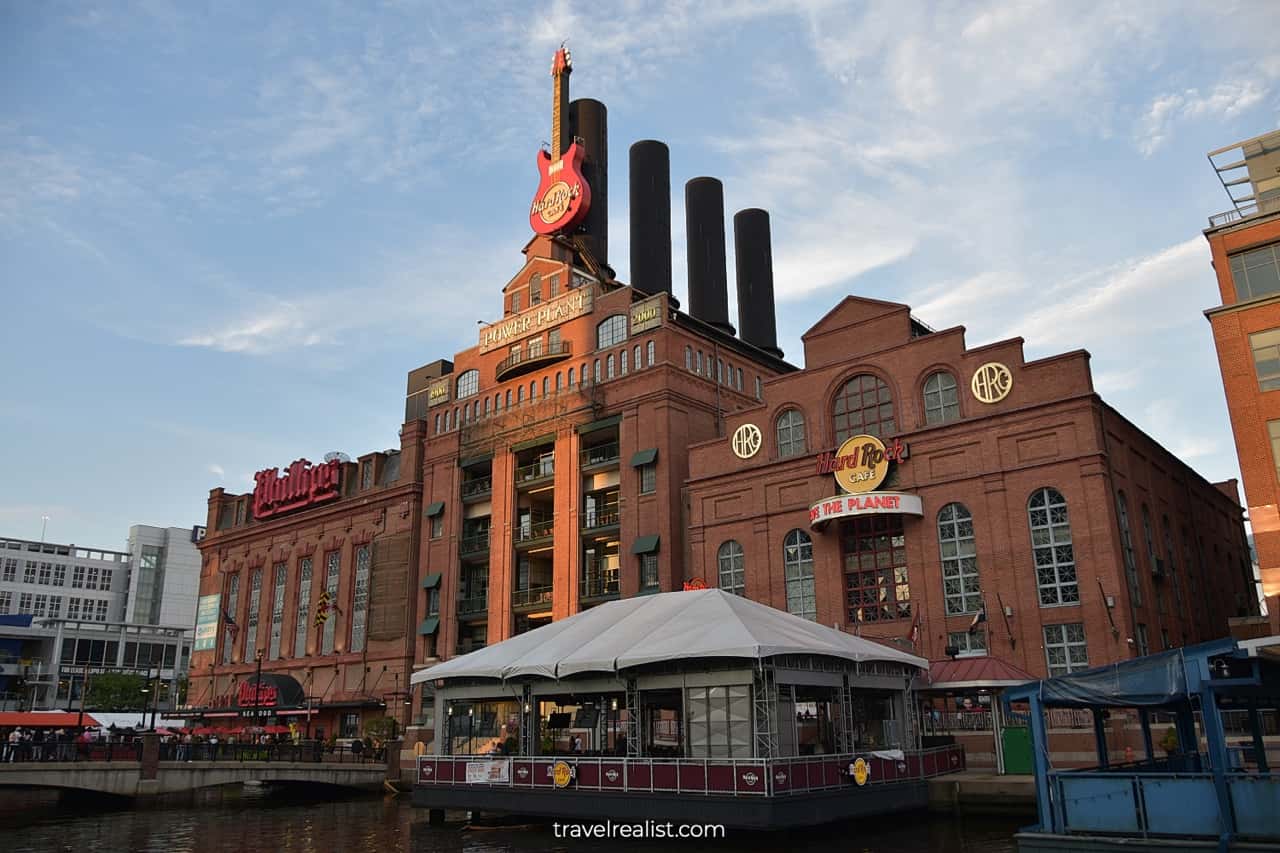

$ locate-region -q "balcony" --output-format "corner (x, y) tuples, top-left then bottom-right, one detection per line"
(455, 640), (487, 655)
(461, 477), (492, 501)
(579, 441), (620, 469)
(515, 459), (555, 488)
(512, 584), (553, 610)
(515, 517), (555, 547)
(581, 562), (619, 601)
(581, 505), (620, 532)
(457, 594), (488, 619)
(460, 531), (490, 558)
(495, 341), (572, 382)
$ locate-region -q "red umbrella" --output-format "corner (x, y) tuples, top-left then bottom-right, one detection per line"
(264, 725), (292, 735)
(193, 727), (217, 735)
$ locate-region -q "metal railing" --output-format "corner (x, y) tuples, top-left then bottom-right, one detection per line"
(459, 531), (490, 555)
(461, 477), (492, 499)
(580, 442), (620, 467)
(495, 341), (572, 380)
(515, 460), (555, 484)
(1, 741), (142, 763)
(581, 564), (620, 598)
(581, 506), (620, 530)
(512, 584), (553, 608)
(416, 744), (965, 798)
(516, 517), (554, 542)
(0, 741), (381, 764)
(457, 594), (488, 616)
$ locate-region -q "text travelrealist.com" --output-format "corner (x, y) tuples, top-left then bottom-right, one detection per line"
(552, 820), (726, 840)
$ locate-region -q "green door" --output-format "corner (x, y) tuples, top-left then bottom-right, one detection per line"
(1002, 726), (1033, 774)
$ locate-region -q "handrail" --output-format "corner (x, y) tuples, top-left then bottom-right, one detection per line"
(457, 595), (488, 616)
(581, 506), (620, 530)
(580, 442), (620, 467)
(496, 341), (573, 380)
(580, 564), (620, 598)
(515, 460), (555, 483)
(516, 517), (554, 542)
(461, 477), (492, 498)
(459, 531), (490, 554)
(512, 584), (553, 608)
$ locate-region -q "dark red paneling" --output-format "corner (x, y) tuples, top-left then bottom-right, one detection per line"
(772, 763), (791, 792)
(417, 759), (436, 783)
(628, 761), (652, 790)
(651, 762), (678, 791)
(706, 763), (735, 793)
(600, 761), (625, 790)
(577, 761), (600, 788)
(735, 764), (765, 794)
(679, 763), (706, 792)
(512, 760), (536, 786)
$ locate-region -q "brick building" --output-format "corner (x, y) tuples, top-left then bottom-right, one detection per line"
(685, 295), (1255, 678)
(1203, 129), (1280, 608)
(187, 55), (1256, 741)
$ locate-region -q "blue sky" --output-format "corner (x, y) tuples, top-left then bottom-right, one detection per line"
(2, 0), (1278, 550)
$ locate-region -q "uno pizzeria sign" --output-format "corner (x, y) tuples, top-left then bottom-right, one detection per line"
(808, 434), (922, 527)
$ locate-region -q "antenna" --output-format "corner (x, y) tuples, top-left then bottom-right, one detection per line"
(323, 452), (351, 464)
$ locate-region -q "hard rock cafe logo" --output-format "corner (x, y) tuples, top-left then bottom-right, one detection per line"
(252, 458), (342, 520)
(605, 769), (620, 782)
(774, 770), (788, 784)
(552, 760), (575, 789)
(815, 434), (909, 494)
(971, 362), (1013, 404)
(421, 764), (434, 777)
(850, 756), (870, 787)
(530, 181), (582, 225)
(516, 766), (530, 779)
(741, 771), (760, 786)
(731, 423), (763, 459)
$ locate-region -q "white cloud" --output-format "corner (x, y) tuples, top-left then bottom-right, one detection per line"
(1137, 77), (1272, 156)
(207, 464), (225, 478)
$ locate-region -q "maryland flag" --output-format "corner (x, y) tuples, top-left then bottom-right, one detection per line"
(314, 589), (332, 627)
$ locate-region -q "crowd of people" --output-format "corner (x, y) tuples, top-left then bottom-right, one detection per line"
(2, 724), (138, 762)
(1, 724), (387, 763)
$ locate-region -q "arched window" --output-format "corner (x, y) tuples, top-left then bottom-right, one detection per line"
(776, 409), (807, 458)
(717, 541), (745, 596)
(620, 349), (628, 375)
(505, 389), (512, 409)
(685, 346), (693, 370)
(529, 380), (536, 399)
(594, 359), (602, 383)
(456, 369), (479, 399)
(607, 354), (615, 379)
(597, 314), (628, 349)
(484, 396), (491, 416)
(433, 413), (440, 434)
(938, 503), (981, 615)
(494, 392), (501, 412)
(1028, 488), (1079, 606)
(568, 367), (575, 387)
(516, 385), (524, 403)
(736, 367), (743, 390)
(555, 372), (562, 392)
(648, 340), (656, 367)
(1117, 491), (1141, 605)
(833, 374), (895, 441)
(580, 362), (587, 384)
(923, 371), (959, 424)
(633, 344), (641, 370)
(783, 530), (816, 621)
(453, 406), (460, 428)
(696, 351), (703, 374)
(542, 376), (550, 397)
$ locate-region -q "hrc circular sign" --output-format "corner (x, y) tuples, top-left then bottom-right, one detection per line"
(552, 760), (575, 789)
(731, 423), (763, 459)
(971, 362), (1013, 404)
(851, 757), (870, 786)
(816, 434), (909, 494)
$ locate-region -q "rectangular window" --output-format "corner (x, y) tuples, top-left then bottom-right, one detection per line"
(530, 275), (541, 304)
(223, 574), (240, 664)
(549, 327), (561, 352)
(842, 516), (911, 622)
(548, 273), (560, 297)
(294, 557), (313, 658)
(86, 566), (99, 590)
(1250, 328), (1280, 391)
(52, 564), (65, 586)
(948, 629), (987, 656)
(23, 561), (36, 583)
(244, 569), (262, 660)
(350, 545), (371, 652)
(48, 595), (61, 618)
(340, 712), (360, 739)
(37, 562), (52, 585)
(431, 514), (443, 539)
(72, 565), (84, 588)
(755, 376), (763, 400)
(1268, 421), (1280, 483)
(67, 597), (80, 619)
(33, 594), (47, 617)
(639, 463), (656, 494)
(687, 685), (752, 758)
(100, 568), (112, 590)
(19, 593), (33, 613)
(640, 554), (659, 589)
(1136, 623), (1149, 656)
(361, 462), (373, 490)
(94, 599), (108, 622)
(1043, 623), (1088, 676)
(428, 587), (440, 617)
(0, 591), (11, 614)
(322, 551), (341, 655)
(1230, 243), (1280, 301)
(269, 562), (287, 660)
(511, 291), (522, 313)
(2, 558), (16, 582)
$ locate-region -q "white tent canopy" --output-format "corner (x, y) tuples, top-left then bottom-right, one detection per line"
(412, 589), (926, 685)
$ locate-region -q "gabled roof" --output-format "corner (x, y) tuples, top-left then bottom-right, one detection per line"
(801, 295), (911, 341)
(411, 589), (927, 684)
(923, 656), (1036, 690)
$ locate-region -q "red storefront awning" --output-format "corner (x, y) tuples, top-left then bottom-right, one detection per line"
(0, 711), (100, 728)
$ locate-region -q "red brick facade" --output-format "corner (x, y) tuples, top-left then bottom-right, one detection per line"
(1204, 212), (1280, 601)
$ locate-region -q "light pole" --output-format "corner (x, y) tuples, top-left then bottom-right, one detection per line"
(149, 668), (160, 730)
(77, 662), (90, 729)
(254, 650), (264, 725)
(139, 667), (151, 729)
(40, 515), (49, 543)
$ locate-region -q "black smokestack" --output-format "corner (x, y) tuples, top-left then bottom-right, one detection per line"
(685, 177), (734, 334)
(733, 208), (783, 359)
(629, 140), (672, 300)
(569, 98), (607, 268)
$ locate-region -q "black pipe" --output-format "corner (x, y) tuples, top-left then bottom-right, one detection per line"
(733, 208), (783, 358)
(629, 140), (672, 300)
(569, 98), (607, 267)
(685, 177), (734, 334)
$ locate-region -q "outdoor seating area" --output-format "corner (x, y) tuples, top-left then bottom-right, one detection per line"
(1005, 636), (1280, 849)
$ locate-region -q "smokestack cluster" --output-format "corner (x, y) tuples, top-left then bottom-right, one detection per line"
(627, 138), (783, 359)
(569, 98), (608, 267)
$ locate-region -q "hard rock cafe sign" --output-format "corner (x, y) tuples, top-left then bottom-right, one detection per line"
(809, 434), (921, 526)
(529, 47), (591, 236)
(252, 458), (342, 520)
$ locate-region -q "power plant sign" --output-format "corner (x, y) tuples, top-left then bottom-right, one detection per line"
(529, 47), (591, 236)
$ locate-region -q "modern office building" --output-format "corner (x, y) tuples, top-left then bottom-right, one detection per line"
(123, 524), (203, 628)
(0, 536), (129, 625)
(1203, 129), (1280, 609)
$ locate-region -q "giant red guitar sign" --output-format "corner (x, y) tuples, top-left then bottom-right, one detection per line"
(529, 46), (591, 235)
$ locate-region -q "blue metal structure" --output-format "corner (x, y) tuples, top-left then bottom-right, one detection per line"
(1006, 638), (1279, 850)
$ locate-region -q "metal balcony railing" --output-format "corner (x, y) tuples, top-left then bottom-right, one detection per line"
(581, 564), (620, 599)
(512, 584), (553, 609)
(580, 441), (620, 467)
(457, 595), (488, 616)
(460, 531), (490, 556)
(581, 506), (620, 530)
(516, 517), (555, 542)
(515, 459), (555, 484)
(495, 341), (573, 381)
(461, 477), (492, 499)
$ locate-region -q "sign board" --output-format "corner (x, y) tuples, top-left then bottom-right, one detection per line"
(850, 756), (870, 786)
(466, 759), (511, 784)
(478, 288), (593, 353)
(427, 377), (450, 408)
(971, 362), (1013, 403)
(731, 424), (762, 459)
(191, 525), (207, 544)
(809, 492), (923, 526)
(815, 434), (909, 494)
(552, 759), (576, 789)
(252, 458), (342, 520)
(629, 296), (663, 334)
(193, 593), (220, 651)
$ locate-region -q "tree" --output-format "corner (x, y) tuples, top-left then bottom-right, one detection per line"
(85, 672), (147, 711)
(363, 716), (398, 743)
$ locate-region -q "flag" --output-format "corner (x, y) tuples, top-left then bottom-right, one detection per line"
(908, 614), (921, 645)
(968, 602), (987, 635)
(222, 608), (238, 639)
(314, 590), (331, 627)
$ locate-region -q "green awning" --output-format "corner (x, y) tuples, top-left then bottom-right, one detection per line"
(421, 573), (442, 589)
(632, 534), (660, 555)
(417, 617), (440, 635)
(424, 501), (445, 517)
(577, 415), (622, 435)
(630, 448), (658, 467)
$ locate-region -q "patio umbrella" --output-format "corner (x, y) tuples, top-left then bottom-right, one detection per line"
(193, 727), (217, 735)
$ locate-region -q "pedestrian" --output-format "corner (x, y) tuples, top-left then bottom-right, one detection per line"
(4, 727), (18, 762)
(31, 727), (45, 762)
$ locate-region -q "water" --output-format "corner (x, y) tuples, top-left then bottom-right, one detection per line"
(0, 785), (1023, 853)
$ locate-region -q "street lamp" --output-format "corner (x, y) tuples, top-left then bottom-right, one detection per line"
(139, 667), (152, 729)
(254, 650), (264, 724)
